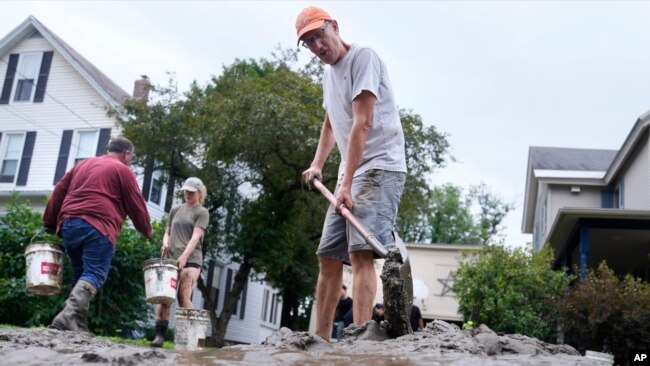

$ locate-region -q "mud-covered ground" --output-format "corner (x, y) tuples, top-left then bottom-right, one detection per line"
(0, 320), (600, 365)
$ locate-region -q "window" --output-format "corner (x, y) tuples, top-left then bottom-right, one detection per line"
(149, 171), (163, 205)
(69, 130), (98, 166)
(0, 133), (25, 183)
(261, 287), (280, 325)
(261, 289), (270, 321)
(13, 54), (41, 102)
(203, 261), (222, 311)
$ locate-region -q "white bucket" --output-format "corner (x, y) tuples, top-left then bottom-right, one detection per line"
(143, 258), (178, 304)
(585, 350), (615, 365)
(174, 308), (209, 351)
(24, 242), (65, 296)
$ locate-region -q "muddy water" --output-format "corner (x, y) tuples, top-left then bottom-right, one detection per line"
(0, 321), (595, 366)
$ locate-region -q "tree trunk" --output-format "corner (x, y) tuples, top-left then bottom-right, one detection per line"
(280, 286), (302, 330)
(197, 255), (253, 348)
(164, 151), (177, 213)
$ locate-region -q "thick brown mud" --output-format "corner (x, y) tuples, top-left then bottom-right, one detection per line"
(380, 247), (413, 338)
(0, 321), (596, 365)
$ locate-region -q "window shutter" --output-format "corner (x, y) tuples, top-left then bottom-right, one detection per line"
(239, 281), (248, 320)
(0, 54), (19, 104)
(53, 130), (73, 184)
(33, 51), (53, 103)
(225, 268), (236, 315)
(225, 268), (232, 297)
(95, 128), (111, 156)
(16, 131), (36, 186)
(142, 156), (154, 200)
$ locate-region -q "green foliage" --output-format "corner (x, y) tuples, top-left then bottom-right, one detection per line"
(396, 111), (451, 243)
(0, 194), (163, 335)
(0, 195), (65, 326)
(556, 262), (650, 365)
(452, 245), (573, 341)
(428, 184), (514, 244)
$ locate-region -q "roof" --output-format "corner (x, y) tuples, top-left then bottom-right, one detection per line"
(522, 116), (650, 234)
(529, 146), (617, 172)
(0, 16), (130, 107)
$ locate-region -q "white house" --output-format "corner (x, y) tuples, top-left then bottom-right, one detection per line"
(0, 15), (169, 219)
(0, 16), (282, 343)
(522, 112), (650, 281)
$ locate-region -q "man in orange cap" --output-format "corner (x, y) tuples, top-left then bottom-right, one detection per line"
(297, 7), (407, 340)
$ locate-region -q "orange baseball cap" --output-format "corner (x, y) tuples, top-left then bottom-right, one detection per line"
(295, 6), (332, 45)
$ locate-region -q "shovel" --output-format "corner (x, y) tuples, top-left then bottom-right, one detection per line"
(311, 178), (414, 337)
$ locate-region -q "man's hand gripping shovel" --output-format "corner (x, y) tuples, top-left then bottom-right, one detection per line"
(311, 177), (414, 337)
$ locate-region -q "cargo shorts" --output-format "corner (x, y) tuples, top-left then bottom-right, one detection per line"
(316, 169), (406, 265)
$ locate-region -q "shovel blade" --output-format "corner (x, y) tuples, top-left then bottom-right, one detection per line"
(379, 232), (414, 338)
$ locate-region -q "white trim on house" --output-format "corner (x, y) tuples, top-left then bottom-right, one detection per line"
(533, 169), (606, 179)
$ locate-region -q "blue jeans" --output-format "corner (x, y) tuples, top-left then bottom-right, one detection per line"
(61, 218), (115, 290)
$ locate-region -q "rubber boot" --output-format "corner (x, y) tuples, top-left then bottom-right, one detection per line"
(150, 320), (168, 348)
(50, 280), (97, 333)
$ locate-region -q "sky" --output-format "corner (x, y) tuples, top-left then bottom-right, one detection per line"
(3, 1), (650, 249)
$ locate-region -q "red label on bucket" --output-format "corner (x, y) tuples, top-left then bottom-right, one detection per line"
(171, 277), (177, 289)
(41, 262), (60, 275)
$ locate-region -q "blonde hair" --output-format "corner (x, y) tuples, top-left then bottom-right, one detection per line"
(198, 185), (207, 205)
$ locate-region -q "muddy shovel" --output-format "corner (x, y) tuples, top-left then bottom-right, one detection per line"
(311, 178), (414, 337)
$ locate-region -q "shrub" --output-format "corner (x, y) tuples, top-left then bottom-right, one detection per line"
(557, 261), (650, 365)
(452, 245), (573, 341)
(0, 195), (65, 326)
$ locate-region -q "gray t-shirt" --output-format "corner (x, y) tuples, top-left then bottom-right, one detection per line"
(322, 44), (407, 179)
(166, 204), (209, 266)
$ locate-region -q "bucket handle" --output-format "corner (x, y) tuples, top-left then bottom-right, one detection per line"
(30, 229), (43, 245)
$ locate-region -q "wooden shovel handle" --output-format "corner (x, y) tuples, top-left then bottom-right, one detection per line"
(311, 178), (388, 258)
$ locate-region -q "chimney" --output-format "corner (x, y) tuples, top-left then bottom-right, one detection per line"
(132, 75), (150, 101)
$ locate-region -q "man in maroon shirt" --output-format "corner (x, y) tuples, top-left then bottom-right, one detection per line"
(43, 136), (153, 333)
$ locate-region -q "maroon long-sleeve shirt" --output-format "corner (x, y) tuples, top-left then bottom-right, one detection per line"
(43, 154), (152, 245)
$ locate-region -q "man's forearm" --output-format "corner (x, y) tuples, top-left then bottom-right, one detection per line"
(311, 119), (336, 169)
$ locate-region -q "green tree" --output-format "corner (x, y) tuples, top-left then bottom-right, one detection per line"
(452, 245), (573, 341)
(115, 75), (199, 212)
(417, 183), (513, 245)
(396, 111), (451, 243)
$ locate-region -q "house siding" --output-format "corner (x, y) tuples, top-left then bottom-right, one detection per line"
(544, 184), (601, 244)
(620, 133), (650, 209)
(533, 184), (549, 251)
(0, 36), (171, 222)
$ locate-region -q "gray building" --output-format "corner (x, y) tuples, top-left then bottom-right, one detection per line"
(522, 114), (650, 281)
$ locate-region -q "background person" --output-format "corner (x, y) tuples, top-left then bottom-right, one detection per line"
(372, 303), (385, 324)
(43, 136), (152, 333)
(332, 285), (352, 339)
(297, 6), (407, 340)
(411, 303), (424, 331)
(150, 177), (210, 348)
